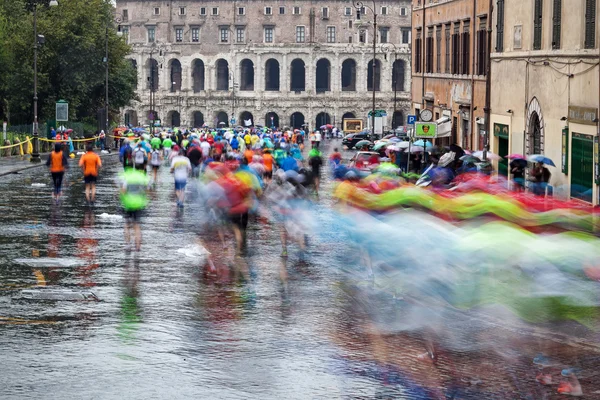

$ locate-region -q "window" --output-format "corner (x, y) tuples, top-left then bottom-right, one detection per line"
(238, 7), (245, 15)
(322, 7), (329, 19)
(192, 28), (199, 42)
(200, 7), (206, 16)
(265, 27), (274, 43)
(426, 27), (433, 73)
(551, 0), (561, 49)
(379, 27), (389, 43)
(477, 18), (487, 75)
(220, 27), (228, 43)
(533, 0), (543, 50)
(147, 26), (155, 42)
(296, 26), (305, 43)
(327, 26), (336, 43)
(212, 7), (219, 16)
(348, 36), (353, 43)
(265, 7), (272, 15)
(122, 26), (129, 42)
(122, 9), (129, 22)
(436, 26), (442, 73)
(236, 27), (245, 43)
(175, 28), (183, 42)
(179, 7), (186, 15)
(402, 28), (410, 44)
(452, 24), (460, 74)
(359, 30), (366, 43)
(445, 25), (451, 73)
(400, 7), (407, 16)
(345, 7), (352, 16)
(279, 7), (285, 14)
(349, 20), (353, 29)
(153, 7), (160, 16)
(293, 6), (301, 15)
(415, 29), (422, 73)
(381, 6), (388, 15)
(462, 21), (470, 74)
(585, 0), (596, 49)
(496, 0), (504, 52)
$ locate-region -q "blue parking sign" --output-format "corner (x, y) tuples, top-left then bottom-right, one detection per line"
(407, 115), (417, 125)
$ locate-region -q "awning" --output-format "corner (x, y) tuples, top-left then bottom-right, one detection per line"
(436, 116), (451, 138)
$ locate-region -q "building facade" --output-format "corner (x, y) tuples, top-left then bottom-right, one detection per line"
(490, 0), (599, 204)
(411, 0), (491, 147)
(115, 0), (412, 131)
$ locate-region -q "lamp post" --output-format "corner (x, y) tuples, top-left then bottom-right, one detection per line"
(30, 0), (58, 163)
(147, 43), (161, 136)
(382, 42), (399, 130)
(105, 14), (123, 137)
(354, 0), (377, 138)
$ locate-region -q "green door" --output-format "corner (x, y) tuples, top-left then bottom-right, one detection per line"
(498, 137), (509, 176)
(571, 133), (593, 203)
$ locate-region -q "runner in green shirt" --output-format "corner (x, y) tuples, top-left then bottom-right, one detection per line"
(120, 169), (149, 251)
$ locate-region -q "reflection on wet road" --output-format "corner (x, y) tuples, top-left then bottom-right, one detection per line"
(0, 143), (599, 399)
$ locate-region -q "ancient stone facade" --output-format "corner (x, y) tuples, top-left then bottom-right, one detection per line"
(116, 0), (412, 130)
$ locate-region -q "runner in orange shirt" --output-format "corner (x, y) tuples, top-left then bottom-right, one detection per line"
(79, 144), (102, 205)
(263, 149), (274, 183)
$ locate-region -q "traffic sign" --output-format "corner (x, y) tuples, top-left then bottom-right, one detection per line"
(230, 118), (236, 125)
(414, 122), (437, 139)
(56, 100), (69, 122)
(407, 115), (417, 125)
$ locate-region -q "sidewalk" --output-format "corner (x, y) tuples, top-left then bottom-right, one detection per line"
(0, 151), (118, 177)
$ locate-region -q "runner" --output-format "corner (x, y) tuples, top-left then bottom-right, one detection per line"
(132, 142), (148, 173)
(162, 135), (173, 159)
(119, 168), (149, 252)
(170, 148), (192, 207)
(308, 148), (323, 196)
(46, 143), (69, 202)
(263, 149), (274, 183)
(149, 146), (163, 185)
(78, 144), (102, 205)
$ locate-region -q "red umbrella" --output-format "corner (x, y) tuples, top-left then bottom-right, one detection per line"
(507, 153), (525, 159)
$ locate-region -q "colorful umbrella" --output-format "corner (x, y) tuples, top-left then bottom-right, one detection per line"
(507, 153), (525, 159)
(527, 154), (556, 167)
(413, 139), (433, 148)
(472, 150), (502, 161)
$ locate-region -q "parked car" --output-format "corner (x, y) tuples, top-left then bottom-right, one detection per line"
(342, 133), (370, 149)
(349, 151), (381, 172)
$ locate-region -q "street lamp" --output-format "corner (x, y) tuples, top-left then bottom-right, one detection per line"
(104, 13), (123, 138)
(354, 0), (377, 138)
(382, 42), (399, 130)
(30, 0), (58, 163)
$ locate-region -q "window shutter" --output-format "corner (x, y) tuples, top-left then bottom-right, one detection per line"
(552, 0), (561, 49)
(585, 0), (596, 49)
(534, 0), (543, 50)
(496, 0), (504, 52)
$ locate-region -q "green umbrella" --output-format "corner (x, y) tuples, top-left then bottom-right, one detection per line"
(373, 142), (389, 151)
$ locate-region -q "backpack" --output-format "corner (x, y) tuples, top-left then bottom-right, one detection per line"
(123, 147), (134, 168)
(150, 150), (160, 166)
(134, 148), (145, 165)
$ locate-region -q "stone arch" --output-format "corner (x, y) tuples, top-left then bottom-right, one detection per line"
(192, 111), (204, 128)
(147, 109), (159, 125)
(392, 59), (405, 92)
(290, 112), (305, 129)
(315, 58), (331, 93)
(341, 59), (357, 91)
(192, 59), (205, 92)
(316, 112), (331, 128)
(265, 112), (279, 128)
(215, 59), (229, 91)
(216, 111), (229, 127)
(167, 110), (181, 127)
(392, 110), (404, 129)
(124, 110), (138, 126)
(239, 111), (254, 127)
(147, 58), (159, 91)
(342, 112), (356, 123)
(526, 97), (545, 155)
(169, 59), (182, 92)
(290, 59), (306, 92)
(367, 59), (381, 91)
(239, 59), (254, 91)
(265, 59), (280, 91)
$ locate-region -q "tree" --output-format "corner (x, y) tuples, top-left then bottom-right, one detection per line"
(0, 0), (137, 127)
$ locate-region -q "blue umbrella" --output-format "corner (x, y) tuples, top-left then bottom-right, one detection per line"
(413, 139), (433, 148)
(527, 154), (556, 167)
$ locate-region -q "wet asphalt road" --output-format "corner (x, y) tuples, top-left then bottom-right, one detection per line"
(1, 141), (599, 399)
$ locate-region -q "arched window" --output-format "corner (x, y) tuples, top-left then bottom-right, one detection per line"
(124, 110), (138, 126)
(192, 59), (205, 92)
(290, 59), (306, 91)
(341, 59), (356, 91)
(147, 59), (159, 91)
(315, 58), (331, 92)
(529, 112), (542, 154)
(169, 111), (181, 127)
(216, 111), (229, 127)
(239, 111), (254, 127)
(170, 59), (182, 92)
(192, 111), (204, 128)
(290, 112), (305, 129)
(216, 59), (229, 91)
(265, 112), (279, 128)
(315, 112), (331, 128)
(367, 59), (381, 91)
(265, 59), (280, 91)
(239, 59), (254, 91)
(392, 60), (405, 91)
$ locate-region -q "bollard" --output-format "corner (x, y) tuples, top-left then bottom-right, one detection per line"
(13, 138), (21, 156)
(3, 140), (10, 157)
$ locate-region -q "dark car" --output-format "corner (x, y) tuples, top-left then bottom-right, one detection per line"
(342, 133), (370, 149)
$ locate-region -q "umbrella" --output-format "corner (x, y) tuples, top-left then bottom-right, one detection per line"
(404, 146), (425, 153)
(383, 134), (396, 139)
(373, 142), (389, 151)
(507, 153), (525, 159)
(510, 158), (528, 168)
(386, 145), (400, 152)
(355, 140), (373, 148)
(472, 150), (502, 161)
(320, 124), (334, 130)
(527, 154), (556, 166)
(459, 155), (481, 163)
(389, 137), (402, 143)
(397, 141), (411, 149)
(413, 139), (433, 148)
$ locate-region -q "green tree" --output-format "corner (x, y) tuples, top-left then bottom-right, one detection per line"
(0, 0), (137, 127)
